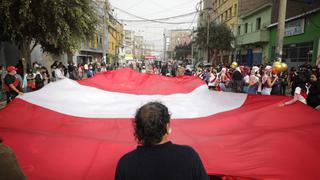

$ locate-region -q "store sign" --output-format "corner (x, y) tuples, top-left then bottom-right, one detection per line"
(285, 18), (305, 37)
(144, 55), (157, 60)
(125, 54), (133, 60)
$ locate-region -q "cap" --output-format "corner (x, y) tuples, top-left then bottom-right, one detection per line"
(265, 65), (272, 71)
(6, 66), (18, 72)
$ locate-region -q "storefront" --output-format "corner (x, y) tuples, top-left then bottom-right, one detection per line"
(269, 9), (320, 68)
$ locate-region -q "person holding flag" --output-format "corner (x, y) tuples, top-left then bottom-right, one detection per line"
(3, 66), (23, 104)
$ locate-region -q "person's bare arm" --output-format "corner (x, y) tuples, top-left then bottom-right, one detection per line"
(9, 84), (24, 95)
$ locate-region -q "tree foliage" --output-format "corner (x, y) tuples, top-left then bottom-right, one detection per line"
(195, 22), (234, 51)
(174, 43), (191, 60)
(0, 0), (99, 63)
(195, 22), (234, 63)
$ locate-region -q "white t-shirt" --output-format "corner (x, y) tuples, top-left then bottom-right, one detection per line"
(208, 73), (216, 86)
(55, 68), (65, 80)
(294, 87), (307, 104)
(84, 64), (89, 70)
(249, 75), (259, 84)
(243, 75), (250, 84)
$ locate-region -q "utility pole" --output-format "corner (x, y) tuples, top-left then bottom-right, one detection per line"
(191, 30), (194, 65)
(275, 0), (288, 62)
(206, 11), (210, 63)
(163, 29), (167, 62)
(203, 0), (213, 63)
(102, 0), (108, 64)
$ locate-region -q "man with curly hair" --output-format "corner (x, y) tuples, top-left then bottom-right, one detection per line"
(115, 102), (209, 180)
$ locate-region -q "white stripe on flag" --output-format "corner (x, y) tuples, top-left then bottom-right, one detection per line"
(18, 79), (247, 119)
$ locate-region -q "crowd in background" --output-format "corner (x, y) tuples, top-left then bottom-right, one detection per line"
(127, 57), (320, 110)
(0, 59), (116, 104)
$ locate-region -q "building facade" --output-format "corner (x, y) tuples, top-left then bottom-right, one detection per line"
(134, 35), (144, 59)
(76, 0), (107, 65)
(211, 0), (239, 64)
(196, 0), (213, 61)
(76, 34), (104, 64)
(213, 0), (238, 32)
(168, 29), (192, 59)
(143, 43), (155, 57)
(107, 12), (124, 65)
(269, 9), (320, 68)
(124, 30), (135, 61)
(236, 0), (273, 66)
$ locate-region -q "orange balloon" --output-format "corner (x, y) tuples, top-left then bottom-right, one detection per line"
(273, 61), (282, 73)
(272, 68), (279, 74)
(280, 63), (288, 72)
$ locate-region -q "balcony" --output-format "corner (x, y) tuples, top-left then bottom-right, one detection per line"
(236, 29), (269, 46)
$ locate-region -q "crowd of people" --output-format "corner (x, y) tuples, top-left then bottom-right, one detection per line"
(0, 60), (116, 104)
(129, 58), (320, 110)
(1, 57), (320, 110)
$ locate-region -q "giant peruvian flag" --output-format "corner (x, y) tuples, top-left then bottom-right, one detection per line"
(0, 68), (319, 180)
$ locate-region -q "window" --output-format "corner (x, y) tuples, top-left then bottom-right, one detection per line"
(229, 8), (232, 18)
(244, 23), (248, 33)
(272, 42), (313, 62)
(256, 17), (261, 30)
(238, 25), (241, 35)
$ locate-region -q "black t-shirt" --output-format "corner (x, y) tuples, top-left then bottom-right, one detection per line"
(232, 71), (243, 81)
(115, 141), (210, 180)
(4, 74), (19, 96)
(307, 81), (320, 108)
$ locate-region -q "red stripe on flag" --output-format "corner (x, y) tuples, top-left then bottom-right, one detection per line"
(1, 95), (320, 180)
(78, 68), (204, 95)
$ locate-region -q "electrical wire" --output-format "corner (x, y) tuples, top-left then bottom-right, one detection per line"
(119, 11), (197, 22)
(110, 0), (200, 53)
(187, 11), (198, 30)
(113, 6), (196, 24)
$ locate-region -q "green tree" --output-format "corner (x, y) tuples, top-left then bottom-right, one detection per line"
(174, 43), (192, 61)
(195, 22), (234, 65)
(0, 0), (98, 71)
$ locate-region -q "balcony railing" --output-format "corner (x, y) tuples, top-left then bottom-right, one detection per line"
(236, 29), (269, 45)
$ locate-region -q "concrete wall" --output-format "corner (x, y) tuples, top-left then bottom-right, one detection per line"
(237, 6), (272, 37)
(0, 41), (69, 71)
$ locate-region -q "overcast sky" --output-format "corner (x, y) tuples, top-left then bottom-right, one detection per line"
(109, 0), (199, 53)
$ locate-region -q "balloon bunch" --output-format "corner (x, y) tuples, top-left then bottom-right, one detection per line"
(272, 61), (288, 74)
